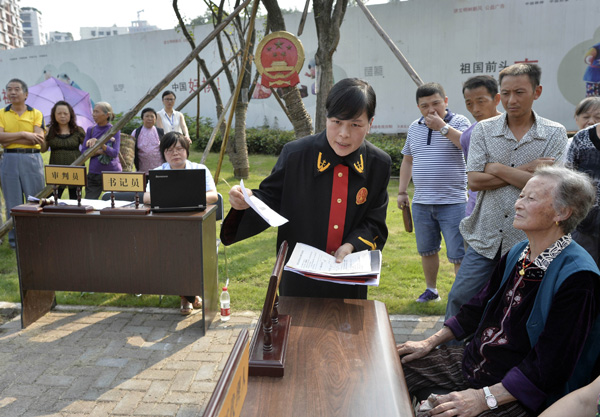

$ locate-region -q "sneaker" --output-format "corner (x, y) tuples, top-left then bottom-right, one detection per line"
(416, 289), (441, 303)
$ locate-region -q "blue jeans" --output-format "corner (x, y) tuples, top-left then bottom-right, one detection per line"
(412, 203), (466, 264)
(445, 245), (501, 321)
(0, 152), (44, 247)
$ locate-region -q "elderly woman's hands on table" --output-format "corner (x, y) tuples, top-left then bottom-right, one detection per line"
(423, 389), (488, 417)
(396, 339), (435, 363)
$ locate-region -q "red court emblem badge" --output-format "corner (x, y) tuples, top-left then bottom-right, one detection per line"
(254, 31), (305, 88)
(356, 187), (368, 205)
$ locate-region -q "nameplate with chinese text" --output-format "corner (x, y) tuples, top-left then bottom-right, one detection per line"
(102, 172), (146, 192)
(44, 165), (87, 187)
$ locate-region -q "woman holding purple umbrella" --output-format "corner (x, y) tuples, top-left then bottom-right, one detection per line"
(41, 101), (85, 199)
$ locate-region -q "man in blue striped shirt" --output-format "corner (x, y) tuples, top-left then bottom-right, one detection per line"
(398, 82), (471, 303)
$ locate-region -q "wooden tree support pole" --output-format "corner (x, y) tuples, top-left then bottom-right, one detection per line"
(214, 0), (261, 183)
(355, 0), (423, 87)
(0, 0), (251, 240)
(201, 93), (234, 165)
(269, 88), (292, 122)
(176, 51), (241, 111)
(297, 0), (311, 36)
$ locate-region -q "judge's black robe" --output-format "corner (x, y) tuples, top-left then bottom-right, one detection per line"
(221, 130), (391, 299)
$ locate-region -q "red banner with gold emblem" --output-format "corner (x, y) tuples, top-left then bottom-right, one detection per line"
(254, 31), (305, 89)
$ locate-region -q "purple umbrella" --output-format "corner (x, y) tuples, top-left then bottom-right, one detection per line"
(25, 77), (94, 132)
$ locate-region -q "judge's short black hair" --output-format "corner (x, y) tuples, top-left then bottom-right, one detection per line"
(326, 78), (376, 121)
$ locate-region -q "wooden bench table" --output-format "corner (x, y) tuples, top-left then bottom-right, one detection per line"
(240, 296), (415, 417)
(12, 204), (218, 334)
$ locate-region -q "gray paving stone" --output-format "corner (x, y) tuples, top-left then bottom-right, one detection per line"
(118, 379), (153, 391)
(193, 363), (217, 381)
(143, 380), (171, 403)
(62, 376), (96, 399)
(118, 360), (147, 379)
(136, 369), (177, 381)
(175, 404), (204, 417)
(93, 368), (121, 388)
(189, 381), (217, 393)
(170, 371), (195, 392)
(36, 374), (76, 387)
(96, 358), (130, 368)
(0, 395), (34, 417)
(133, 402), (179, 416)
(89, 401), (118, 416)
(111, 391), (145, 415)
(163, 391), (199, 405)
(27, 386), (64, 412)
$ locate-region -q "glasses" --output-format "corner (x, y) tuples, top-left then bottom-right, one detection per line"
(165, 146), (186, 155)
(163, 98), (175, 101)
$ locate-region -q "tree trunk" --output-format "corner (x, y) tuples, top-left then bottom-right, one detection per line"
(314, 53), (334, 132)
(228, 101), (250, 179)
(313, 0), (348, 132)
(281, 87), (313, 138)
(261, 0), (314, 138)
(219, 1), (256, 179)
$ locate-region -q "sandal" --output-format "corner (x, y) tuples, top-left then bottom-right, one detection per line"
(192, 296), (202, 309)
(180, 297), (193, 316)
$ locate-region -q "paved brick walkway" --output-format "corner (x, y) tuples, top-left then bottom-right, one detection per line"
(0, 303), (443, 416)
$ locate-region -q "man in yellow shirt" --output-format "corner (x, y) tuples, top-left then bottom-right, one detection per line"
(0, 79), (46, 248)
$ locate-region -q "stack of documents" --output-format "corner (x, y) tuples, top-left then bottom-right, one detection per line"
(284, 243), (382, 286)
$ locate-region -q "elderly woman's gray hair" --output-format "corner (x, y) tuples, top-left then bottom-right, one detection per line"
(533, 166), (596, 233)
(95, 102), (115, 122)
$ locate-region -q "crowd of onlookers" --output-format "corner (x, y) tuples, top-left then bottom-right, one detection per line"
(394, 64), (600, 416)
(1, 62), (600, 415)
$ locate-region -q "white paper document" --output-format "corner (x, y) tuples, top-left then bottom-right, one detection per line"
(59, 198), (132, 210)
(240, 179), (288, 227)
(286, 242), (372, 276)
(28, 196), (131, 210)
(284, 243), (382, 287)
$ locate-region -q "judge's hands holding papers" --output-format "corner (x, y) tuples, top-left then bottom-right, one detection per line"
(228, 185), (250, 210)
(334, 243), (354, 263)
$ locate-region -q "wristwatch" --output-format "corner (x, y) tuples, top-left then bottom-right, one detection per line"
(483, 386), (498, 410)
(440, 124), (450, 136)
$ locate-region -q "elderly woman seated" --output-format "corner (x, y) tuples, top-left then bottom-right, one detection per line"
(397, 166), (600, 417)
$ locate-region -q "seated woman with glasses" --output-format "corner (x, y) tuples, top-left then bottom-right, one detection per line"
(143, 131), (218, 315)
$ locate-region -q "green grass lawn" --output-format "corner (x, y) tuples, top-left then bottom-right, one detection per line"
(0, 150), (456, 316)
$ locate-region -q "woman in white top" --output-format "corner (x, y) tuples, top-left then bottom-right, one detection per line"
(156, 90), (191, 142)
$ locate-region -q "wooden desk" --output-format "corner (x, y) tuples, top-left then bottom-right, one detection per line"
(241, 296), (415, 417)
(12, 205), (218, 333)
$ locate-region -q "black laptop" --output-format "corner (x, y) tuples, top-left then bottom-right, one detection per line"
(148, 169), (206, 212)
